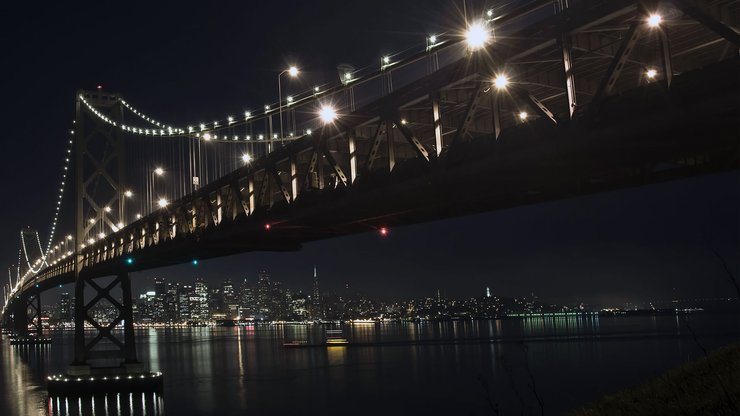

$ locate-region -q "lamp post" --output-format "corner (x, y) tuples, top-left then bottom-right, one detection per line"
(278, 66), (299, 141)
(150, 167), (164, 214)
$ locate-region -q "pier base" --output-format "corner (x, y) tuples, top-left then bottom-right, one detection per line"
(47, 367), (163, 396)
(9, 335), (52, 345)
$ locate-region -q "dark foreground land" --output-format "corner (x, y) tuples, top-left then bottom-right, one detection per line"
(572, 343), (740, 415)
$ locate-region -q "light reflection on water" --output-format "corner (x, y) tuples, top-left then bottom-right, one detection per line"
(1, 313), (738, 415)
(44, 392), (163, 416)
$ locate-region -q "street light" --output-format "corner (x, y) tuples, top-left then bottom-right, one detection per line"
(465, 21), (490, 50)
(157, 198), (168, 208)
(319, 105), (337, 124)
(241, 154), (252, 164)
(493, 74), (509, 90)
(647, 13), (662, 28)
(279, 65), (300, 141)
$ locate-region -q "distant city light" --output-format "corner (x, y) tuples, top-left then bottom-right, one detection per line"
(379, 227), (389, 236)
(465, 21), (490, 50)
(192, 259), (199, 266)
(265, 224), (271, 231)
(126, 257), (134, 265)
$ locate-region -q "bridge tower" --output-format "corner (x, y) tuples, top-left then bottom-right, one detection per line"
(67, 89), (143, 376)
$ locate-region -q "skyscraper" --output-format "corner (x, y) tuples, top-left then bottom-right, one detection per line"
(154, 277), (166, 296)
(193, 278), (209, 321)
(178, 284), (194, 321)
(312, 266), (321, 319)
(59, 292), (71, 321)
(256, 270), (272, 317)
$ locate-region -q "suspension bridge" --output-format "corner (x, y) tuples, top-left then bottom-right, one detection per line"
(1, 0), (738, 394)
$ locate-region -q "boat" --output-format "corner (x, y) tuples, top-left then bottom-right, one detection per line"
(325, 329), (348, 346)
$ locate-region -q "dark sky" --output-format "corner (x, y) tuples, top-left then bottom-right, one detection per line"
(1, 1), (738, 306)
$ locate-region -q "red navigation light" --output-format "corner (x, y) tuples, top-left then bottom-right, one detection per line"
(265, 224), (271, 231)
(379, 227), (388, 236)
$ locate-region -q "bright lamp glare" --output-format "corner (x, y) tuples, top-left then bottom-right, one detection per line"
(154, 167), (164, 176)
(157, 198), (168, 208)
(241, 154), (251, 163)
(288, 66), (299, 77)
(493, 74), (509, 90)
(465, 21), (490, 50)
(518, 111), (528, 121)
(646, 68), (658, 79)
(647, 14), (662, 28)
(319, 105), (337, 124)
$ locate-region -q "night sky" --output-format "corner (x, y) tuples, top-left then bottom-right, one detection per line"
(1, 1), (738, 306)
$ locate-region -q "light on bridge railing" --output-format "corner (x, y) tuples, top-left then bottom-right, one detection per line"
(154, 167), (164, 176)
(157, 198), (169, 208)
(241, 154), (252, 164)
(518, 111), (529, 121)
(124, 190), (133, 198)
(645, 68), (658, 79)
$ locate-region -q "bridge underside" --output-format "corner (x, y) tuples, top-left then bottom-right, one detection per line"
(25, 56), (739, 290)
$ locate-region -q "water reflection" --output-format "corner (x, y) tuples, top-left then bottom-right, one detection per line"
(46, 392), (163, 416)
(0, 313), (738, 415)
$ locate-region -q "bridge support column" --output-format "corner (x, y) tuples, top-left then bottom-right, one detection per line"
(53, 270), (160, 395)
(8, 292), (50, 345)
(70, 271), (141, 373)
